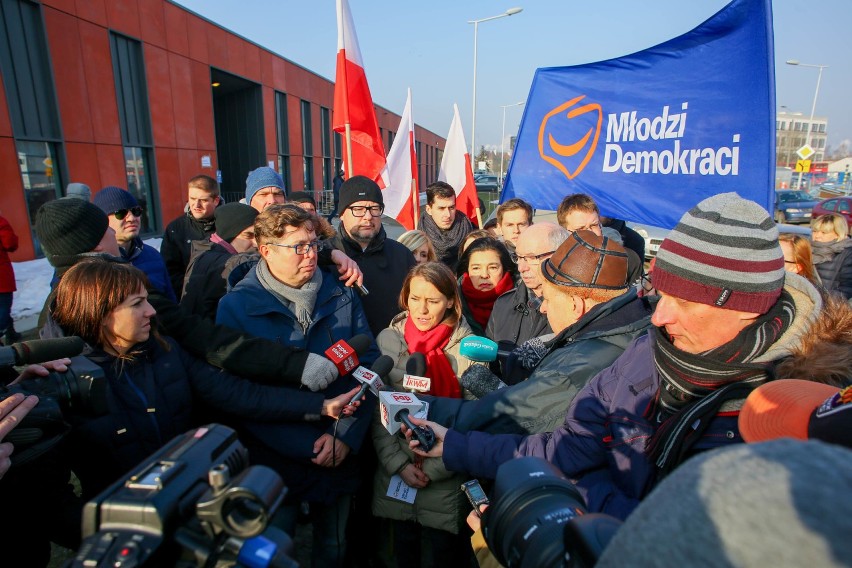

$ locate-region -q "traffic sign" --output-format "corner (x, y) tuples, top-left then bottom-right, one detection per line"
(796, 144), (815, 160)
(795, 160), (811, 173)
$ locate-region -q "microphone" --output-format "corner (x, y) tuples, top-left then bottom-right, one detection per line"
(324, 334), (372, 376)
(350, 355), (394, 404)
(0, 336), (85, 367)
(378, 391), (436, 452)
(460, 364), (507, 399)
(458, 336), (514, 363)
(402, 352), (431, 393)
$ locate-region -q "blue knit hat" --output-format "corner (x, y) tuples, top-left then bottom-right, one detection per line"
(245, 167), (285, 206)
(93, 186), (138, 215)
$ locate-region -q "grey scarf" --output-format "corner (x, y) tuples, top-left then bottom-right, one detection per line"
(811, 238), (852, 265)
(255, 259), (322, 333)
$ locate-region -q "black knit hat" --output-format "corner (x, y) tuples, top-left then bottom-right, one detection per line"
(338, 175), (383, 212)
(214, 203), (259, 243)
(35, 198), (109, 264)
(287, 191), (317, 208)
(93, 186), (138, 215)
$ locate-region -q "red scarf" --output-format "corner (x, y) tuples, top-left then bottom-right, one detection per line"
(461, 271), (515, 329)
(403, 316), (460, 398)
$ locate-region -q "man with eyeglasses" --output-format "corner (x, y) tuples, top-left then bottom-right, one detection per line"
(557, 193), (644, 286)
(331, 175), (416, 336)
(94, 186), (176, 301)
(216, 204), (379, 567)
(161, 174), (221, 299)
(484, 222), (567, 354)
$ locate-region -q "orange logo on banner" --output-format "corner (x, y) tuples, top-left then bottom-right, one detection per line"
(538, 95), (602, 180)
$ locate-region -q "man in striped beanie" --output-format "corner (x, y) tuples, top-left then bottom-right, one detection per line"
(409, 192), (826, 522)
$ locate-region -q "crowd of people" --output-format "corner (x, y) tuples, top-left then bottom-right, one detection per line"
(0, 170), (850, 568)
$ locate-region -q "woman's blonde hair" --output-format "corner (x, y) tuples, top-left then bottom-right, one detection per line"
(810, 213), (849, 241)
(398, 230), (436, 262)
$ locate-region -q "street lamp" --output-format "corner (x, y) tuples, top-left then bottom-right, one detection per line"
(786, 59), (828, 191)
(469, 7), (523, 170)
(499, 101), (524, 186)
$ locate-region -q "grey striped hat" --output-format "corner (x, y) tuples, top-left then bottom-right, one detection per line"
(653, 192), (785, 314)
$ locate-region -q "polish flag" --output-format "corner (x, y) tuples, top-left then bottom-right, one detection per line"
(438, 104), (480, 226)
(384, 89), (419, 230)
(333, 0), (388, 186)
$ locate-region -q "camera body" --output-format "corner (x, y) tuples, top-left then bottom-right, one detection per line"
(70, 424), (296, 568)
(0, 354), (107, 466)
(482, 457), (622, 568)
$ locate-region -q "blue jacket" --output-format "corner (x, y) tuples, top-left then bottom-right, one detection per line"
(442, 276), (822, 520)
(124, 237), (177, 301)
(217, 266), (379, 502)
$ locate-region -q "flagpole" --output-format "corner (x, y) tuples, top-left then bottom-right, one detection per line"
(345, 123), (354, 177)
(411, 178), (419, 229)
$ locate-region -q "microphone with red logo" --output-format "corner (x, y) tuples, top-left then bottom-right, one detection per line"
(349, 355), (394, 405)
(401, 352), (431, 394)
(378, 391), (436, 452)
(324, 334), (372, 377)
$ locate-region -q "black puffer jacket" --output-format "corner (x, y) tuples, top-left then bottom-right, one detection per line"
(161, 212), (216, 298)
(427, 290), (655, 435)
(812, 238), (852, 300)
(332, 224), (416, 336)
(180, 240), (232, 320)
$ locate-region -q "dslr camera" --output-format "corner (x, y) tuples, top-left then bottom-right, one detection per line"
(482, 457), (622, 568)
(68, 424), (297, 568)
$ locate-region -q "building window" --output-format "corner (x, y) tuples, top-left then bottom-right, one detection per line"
(334, 132), (343, 176)
(321, 107), (332, 191)
(275, 92), (291, 191)
(301, 100), (313, 189)
(110, 32), (160, 232)
(124, 147), (156, 234)
(16, 141), (61, 231)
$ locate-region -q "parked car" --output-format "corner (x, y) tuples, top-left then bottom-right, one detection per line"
(812, 196), (852, 226)
(773, 190), (818, 224)
(628, 223), (669, 260)
(474, 174), (500, 192)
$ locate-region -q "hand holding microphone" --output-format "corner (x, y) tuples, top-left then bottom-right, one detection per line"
(379, 391), (438, 453)
(303, 334), (373, 392)
(404, 415), (446, 458)
(349, 355), (394, 405)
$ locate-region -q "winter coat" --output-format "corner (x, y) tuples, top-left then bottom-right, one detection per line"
(122, 237), (176, 301)
(161, 212), (216, 299)
(180, 240), (232, 320)
(484, 282), (551, 348)
(0, 215), (18, 292)
(39, 253), (310, 385)
(430, 290), (655, 436)
(66, 337), (327, 501)
(442, 274), (822, 520)
(216, 266), (380, 503)
(372, 312), (476, 533)
(812, 238), (852, 300)
(331, 224), (416, 336)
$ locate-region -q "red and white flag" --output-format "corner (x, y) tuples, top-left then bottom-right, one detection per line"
(384, 89), (418, 230)
(438, 104), (479, 225)
(333, 0), (388, 186)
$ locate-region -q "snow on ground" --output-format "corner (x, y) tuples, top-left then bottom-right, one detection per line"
(10, 238), (163, 330)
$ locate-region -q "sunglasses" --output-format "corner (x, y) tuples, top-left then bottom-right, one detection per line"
(114, 206), (143, 220)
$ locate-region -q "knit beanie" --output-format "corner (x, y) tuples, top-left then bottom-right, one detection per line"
(654, 192), (784, 314)
(35, 198), (109, 263)
(214, 203), (259, 243)
(93, 186), (138, 215)
(338, 175), (383, 212)
(245, 167), (285, 205)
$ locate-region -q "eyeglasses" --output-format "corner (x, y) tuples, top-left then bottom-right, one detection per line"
(265, 240), (322, 255)
(348, 205), (384, 217)
(114, 206), (143, 220)
(511, 250), (555, 264)
(566, 222), (601, 234)
(640, 274), (655, 293)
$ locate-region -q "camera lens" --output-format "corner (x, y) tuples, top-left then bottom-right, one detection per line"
(483, 457), (587, 568)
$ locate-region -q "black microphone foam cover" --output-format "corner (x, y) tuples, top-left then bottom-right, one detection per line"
(460, 364), (507, 399)
(12, 336), (85, 366)
(406, 352), (427, 377)
(370, 355), (395, 378)
(348, 334), (373, 356)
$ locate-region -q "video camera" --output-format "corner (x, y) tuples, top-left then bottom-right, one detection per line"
(0, 337), (108, 466)
(482, 457), (622, 568)
(68, 424), (297, 568)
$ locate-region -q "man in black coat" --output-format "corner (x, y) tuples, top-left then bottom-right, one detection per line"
(160, 174), (220, 299)
(331, 176), (416, 337)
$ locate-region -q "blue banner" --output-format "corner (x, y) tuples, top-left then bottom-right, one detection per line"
(502, 0), (775, 229)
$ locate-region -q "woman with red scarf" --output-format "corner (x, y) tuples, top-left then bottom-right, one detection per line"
(457, 237), (517, 336)
(372, 262), (476, 567)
